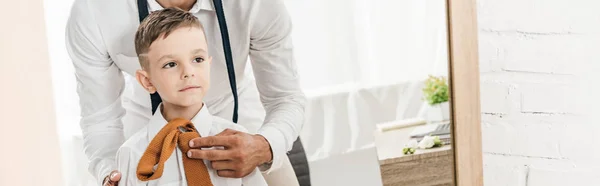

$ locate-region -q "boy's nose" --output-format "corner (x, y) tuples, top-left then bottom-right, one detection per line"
(181, 65), (195, 79)
(183, 73), (195, 79)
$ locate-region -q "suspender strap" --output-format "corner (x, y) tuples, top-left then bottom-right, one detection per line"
(137, 0), (163, 115)
(212, 0), (239, 123)
(137, 0), (149, 22)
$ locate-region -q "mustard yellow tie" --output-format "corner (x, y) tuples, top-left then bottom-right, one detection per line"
(136, 118), (214, 186)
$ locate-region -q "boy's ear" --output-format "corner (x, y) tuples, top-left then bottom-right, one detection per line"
(135, 70), (157, 94)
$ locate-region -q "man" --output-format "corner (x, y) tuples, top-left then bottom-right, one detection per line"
(65, 0), (306, 185)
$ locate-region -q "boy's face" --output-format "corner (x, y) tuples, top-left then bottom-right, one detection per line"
(136, 26), (211, 107)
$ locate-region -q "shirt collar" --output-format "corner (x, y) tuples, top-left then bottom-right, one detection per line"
(147, 103), (214, 140)
(147, 0), (214, 13)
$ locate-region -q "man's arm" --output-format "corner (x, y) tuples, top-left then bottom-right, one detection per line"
(248, 0), (307, 172)
(65, 0), (126, 184)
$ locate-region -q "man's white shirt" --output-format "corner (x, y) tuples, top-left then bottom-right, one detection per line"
(116, 104), (267, 186)
(65, 0), (306, 183)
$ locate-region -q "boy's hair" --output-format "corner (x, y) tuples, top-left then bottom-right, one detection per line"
(134, 7), (206, 69)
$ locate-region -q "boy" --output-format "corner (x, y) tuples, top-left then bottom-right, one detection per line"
(115, 8), (267, 186)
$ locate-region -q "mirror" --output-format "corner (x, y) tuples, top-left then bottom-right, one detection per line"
(40, 0), (482, 185)
(284, 0), (456, 185)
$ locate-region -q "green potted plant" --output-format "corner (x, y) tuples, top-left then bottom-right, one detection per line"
(422, 75), (450, 122)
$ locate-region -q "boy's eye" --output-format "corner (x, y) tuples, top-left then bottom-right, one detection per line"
(193, 57), (204, 63)
(162, 62), (177, 69)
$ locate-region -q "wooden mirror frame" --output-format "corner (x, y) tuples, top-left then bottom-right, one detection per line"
(446, 0), (484, 185)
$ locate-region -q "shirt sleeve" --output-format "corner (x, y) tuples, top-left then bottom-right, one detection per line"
(65, 0), (126, 183)
(116, 146), (140, 186)
(242, 168), (269, 186)
(248, 0), (307, 173)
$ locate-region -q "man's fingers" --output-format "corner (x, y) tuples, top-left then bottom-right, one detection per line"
(210, 160), (239, 170)
(103, 177), (111, 186)
(216, 170), (245, 178)
(103, 171), (121, 186)
(110, 171), (121, 182)
(187, 149), (234, 161)
(216, 128), (239, 136)
(189, 136), (234, 148)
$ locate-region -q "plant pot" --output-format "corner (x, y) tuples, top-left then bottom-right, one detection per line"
(426, 101), (450, 123)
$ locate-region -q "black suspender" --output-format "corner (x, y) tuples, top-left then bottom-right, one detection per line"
(136, 0), (164, 117)
(137, 0), (239, 123)
(212, 0), (239, 123)
(136, 0), (149, 23)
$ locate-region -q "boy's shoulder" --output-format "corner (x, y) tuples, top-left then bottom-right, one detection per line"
(210, 116), (249, 134)
(119, 126), (151, 153)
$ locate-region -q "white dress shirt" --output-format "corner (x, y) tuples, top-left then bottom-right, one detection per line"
(65, 0), (306, 183)
(116, 104), (267, 186)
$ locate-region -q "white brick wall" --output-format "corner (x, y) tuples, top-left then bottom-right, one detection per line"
(477, 0), (600, 185)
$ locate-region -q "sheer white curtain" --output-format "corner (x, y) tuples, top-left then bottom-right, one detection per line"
(44, 0), (447, 185)
(43, 0), (93, 185)
(285, 0), (448, 94)
(286, 0), (448, 162)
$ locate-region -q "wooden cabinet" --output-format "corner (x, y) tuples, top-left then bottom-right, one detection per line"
(374, 123), (455, 186)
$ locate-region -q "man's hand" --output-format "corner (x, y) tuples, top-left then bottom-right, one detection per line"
(102, 170), (121, 186)
(187, 129), (273, 178)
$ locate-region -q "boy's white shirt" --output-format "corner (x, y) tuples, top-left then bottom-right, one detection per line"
(116, 104), (268, 186)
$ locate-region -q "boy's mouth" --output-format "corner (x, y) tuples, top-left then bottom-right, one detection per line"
(179, 86), (201, 92)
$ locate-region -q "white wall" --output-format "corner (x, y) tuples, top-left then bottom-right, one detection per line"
(477, 0), (600, 185)
(0, 0), (64, 185)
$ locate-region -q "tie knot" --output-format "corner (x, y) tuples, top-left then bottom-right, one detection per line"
(167, 119), (198, 151)
(137, 118), (212, 186)
(178, 132), (199, 152)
